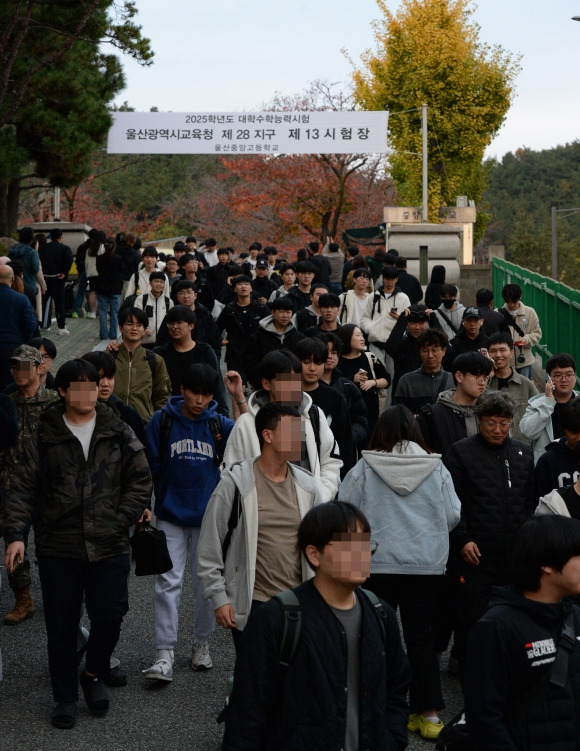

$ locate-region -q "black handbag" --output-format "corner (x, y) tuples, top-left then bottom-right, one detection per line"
(129, 521), (173, 576)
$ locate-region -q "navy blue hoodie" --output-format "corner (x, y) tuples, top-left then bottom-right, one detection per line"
(146, 396), (234, 526)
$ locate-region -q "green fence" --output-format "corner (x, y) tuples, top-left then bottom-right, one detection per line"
(492, 258), (580, 385)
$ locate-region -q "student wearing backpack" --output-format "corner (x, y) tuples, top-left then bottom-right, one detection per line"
(464, 515), (580, 751)
(133, 271), (173, 346)
(111, 307), (171, 424)
(222, 350), (342, 503)
(143, 365), (240, 681)
(197, 403), (325, 656)
(222, 501), (410, 751)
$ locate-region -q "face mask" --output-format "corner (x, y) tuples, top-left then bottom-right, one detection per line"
(442, 299), (455, 309)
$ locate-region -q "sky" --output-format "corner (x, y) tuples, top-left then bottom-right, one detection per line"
(113, 0), (580, 161)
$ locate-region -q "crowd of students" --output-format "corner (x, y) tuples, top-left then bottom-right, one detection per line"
(0, 231), (579, 749)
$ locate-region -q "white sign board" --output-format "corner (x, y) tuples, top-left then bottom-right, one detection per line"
(107, 111), (388, 155)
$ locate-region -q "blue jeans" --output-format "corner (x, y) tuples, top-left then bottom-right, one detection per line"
(73, 272), (87, 312)
(516, 365), (532, 379)
(329, 282), (343, 295)
(97, 294), (120, 339)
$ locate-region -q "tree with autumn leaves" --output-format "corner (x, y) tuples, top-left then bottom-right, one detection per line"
(350, 0), (520, 240)
(168, 81), (394, 247)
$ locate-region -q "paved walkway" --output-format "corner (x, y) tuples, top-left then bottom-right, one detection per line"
(0, 312), (464, 749)
(46, 314), (111, 370)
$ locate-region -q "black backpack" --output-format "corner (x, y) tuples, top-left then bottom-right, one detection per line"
(274, 587), (388, 670)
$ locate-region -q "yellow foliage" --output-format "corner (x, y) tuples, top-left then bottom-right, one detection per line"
(350, 0), (520, 237)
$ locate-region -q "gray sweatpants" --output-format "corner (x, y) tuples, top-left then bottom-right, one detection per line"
(153, 521), (215, 650)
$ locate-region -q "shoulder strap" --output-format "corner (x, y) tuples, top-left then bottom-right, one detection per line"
(208, 415), (224, 467)
(143, 347), (157, 380)
(437, 309), (460, 334)
(308, 404), (321, 459)
(359, 588), (387, 645)
(134, 270), (141, 293)
(274, 590), (302, 671)
(164, 296), (171, 309)
(221, 485), (241, 561)
(499, 307), (526, 338)
(549, 612), (576, 688)
(339, 293), (348, 323)
(364, 351), (377, 381)
(159, 410), (174, 457)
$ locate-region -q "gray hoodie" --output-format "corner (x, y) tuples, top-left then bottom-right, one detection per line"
(338, 442), (461, 575)
(258, 314), (299, 343)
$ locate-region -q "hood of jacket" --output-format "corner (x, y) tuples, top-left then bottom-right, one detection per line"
(544, 437), (574, 456)
(361, 441), (443, 495)
(225, 456), (320, 499)
(536, 488), (571, 517)
(259, 314), (297, 338)
(9, 242), (33, 259)
(162, 394), (219, 423)
(436, 388), (478, 418)
(247, 388), (312, 418)
(41, 400), (128, 441)
(486, 584), (567, 630)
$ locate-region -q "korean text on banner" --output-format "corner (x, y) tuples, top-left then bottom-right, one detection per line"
(107, 111), (389, 155)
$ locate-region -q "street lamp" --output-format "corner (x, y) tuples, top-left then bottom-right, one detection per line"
(551, 203), (580, 280)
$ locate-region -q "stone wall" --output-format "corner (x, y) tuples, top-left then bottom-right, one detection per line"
(459, 264), (492, 305)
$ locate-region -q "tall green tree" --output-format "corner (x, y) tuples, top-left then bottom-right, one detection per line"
(0, 0), (153, 235)
(485, 142), (580, 287)
(350, 0), (520, 240)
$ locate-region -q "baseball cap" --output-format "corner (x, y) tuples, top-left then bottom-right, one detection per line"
(9, 344), (42, 366)
(462, 306), (481, 320)
(256, 259), (269, 269)
(407, 304), (428, 322)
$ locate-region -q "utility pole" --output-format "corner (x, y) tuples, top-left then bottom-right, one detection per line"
(551, 203), (558, 280)
(422, 103), (428, 222)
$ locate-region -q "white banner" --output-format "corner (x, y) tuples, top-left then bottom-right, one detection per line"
(107, 111), (388, 155)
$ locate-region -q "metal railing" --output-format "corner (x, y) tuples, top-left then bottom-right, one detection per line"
(492, 258), (580, 384)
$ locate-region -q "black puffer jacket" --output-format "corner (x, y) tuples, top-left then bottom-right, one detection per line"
(223, 580), (410, 751)
(2, 402), (152, 562)
(465, 585), (580, 751)
(443, 434), (536, 558)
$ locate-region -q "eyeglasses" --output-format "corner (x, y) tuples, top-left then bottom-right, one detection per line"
(480, 418), (512, 430)
(41, 354), (53, 361)
(550, 372), (576, 381)
(466, 373), (491, 384)
(419, 347), (442, 355)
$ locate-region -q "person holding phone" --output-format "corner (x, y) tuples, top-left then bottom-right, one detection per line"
(520, 353), (580, 464)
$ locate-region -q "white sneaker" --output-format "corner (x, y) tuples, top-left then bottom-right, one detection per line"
(191, 641), (212, 670)
(142, 650), (174, 682)
(86, 312), (97, 319)
(57, 328), (70, 336)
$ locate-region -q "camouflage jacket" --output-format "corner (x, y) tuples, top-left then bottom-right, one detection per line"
(0, 387), (60, 494)
(2, 401), (152, 562)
